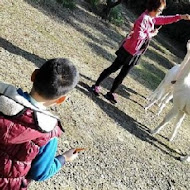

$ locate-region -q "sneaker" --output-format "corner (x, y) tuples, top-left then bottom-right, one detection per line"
(91, 85), (100, 96)
(105, 92), (117, 104)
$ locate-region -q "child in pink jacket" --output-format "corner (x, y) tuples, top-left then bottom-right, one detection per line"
(91, 0), (190, 104)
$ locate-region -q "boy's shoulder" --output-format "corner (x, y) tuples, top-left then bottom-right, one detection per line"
(0, 82), (25, 115)
(0, 82), (62, 133)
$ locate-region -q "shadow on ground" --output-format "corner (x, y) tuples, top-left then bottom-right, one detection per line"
(80, 73), (146, 101)
(131, 59), (166, 90)
(0, 37), (46, 67)
(24, 0), (124, 49)
(76, 80), (181, 160)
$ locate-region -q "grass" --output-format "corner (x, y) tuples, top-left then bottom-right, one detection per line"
(133, 60), (165, 90)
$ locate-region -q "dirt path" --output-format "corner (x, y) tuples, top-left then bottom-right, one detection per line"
(0, 0), (189, 189)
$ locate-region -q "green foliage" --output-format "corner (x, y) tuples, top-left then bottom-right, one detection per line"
(85, 0), (102, 7)
(85, 0), (124, 26)
(92, 0), (101, 6)
(56, 0), (76, 9)
(109, 5), (124, 26)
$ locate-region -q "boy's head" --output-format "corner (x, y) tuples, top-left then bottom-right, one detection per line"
(32, 58), (79, 101)
(146, 0), (166, 14)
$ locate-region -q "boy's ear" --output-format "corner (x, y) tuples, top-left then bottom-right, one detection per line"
(31, 69), (40, 82)
(56, 96), (67, 104)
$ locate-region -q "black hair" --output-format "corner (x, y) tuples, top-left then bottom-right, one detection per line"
(146, 0), (166, 12)
(33, 58), (79, 99)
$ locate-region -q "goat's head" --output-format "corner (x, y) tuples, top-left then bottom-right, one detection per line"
(187, 40), (190, 51)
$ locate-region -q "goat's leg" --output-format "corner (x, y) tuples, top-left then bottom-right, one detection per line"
(147, 80), (165, 101)
(158, 92), (169, 107)
(163, 92), (173, 105)
(169, 111), (185, 141)
(150, 107), (178, 135)
(157, 103), (166, 116)
(157, 92), (173, 116)
(145, 89), (166, 112)
(144, 98), (158, 112)
(180, 155), (190, 162)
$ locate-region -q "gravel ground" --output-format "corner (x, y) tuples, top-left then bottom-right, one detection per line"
(0, 0), (190, 189)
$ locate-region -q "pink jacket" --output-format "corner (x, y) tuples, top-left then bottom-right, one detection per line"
(123, 11), (181, 55)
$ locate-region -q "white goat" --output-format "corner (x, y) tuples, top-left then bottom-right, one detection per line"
(150, 40), (190, 142)
(145, 64), (180, 116)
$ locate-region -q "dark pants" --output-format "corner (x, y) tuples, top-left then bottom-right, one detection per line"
(95, 47), (141, 93)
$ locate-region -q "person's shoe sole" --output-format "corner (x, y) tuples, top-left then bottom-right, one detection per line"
(105, 94), (117, 104)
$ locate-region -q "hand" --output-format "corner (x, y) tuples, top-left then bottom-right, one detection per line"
(171, 80), (176, 84)
(63, 148), (78, 162)
(151, 29), (159, 37)
(181, 14), (190, 21)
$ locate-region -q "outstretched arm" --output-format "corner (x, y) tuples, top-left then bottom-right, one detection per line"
(154, 14), (190, 25)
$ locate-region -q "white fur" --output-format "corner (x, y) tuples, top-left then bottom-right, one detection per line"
(0, 96), (24, 116)
(145, 64), (180, 116)
(0, 82), (59, 132)
(150, 40), (190, 142)
(180, 155), (190, 162)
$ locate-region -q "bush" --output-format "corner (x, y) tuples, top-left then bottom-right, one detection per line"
(56, 0), (76, 9)
(91, 0), (102, 7)
(109, 5), (124, 26)
(85, 0), (103, 8)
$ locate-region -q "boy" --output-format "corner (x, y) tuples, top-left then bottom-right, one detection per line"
(0, 58), (79, 189)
